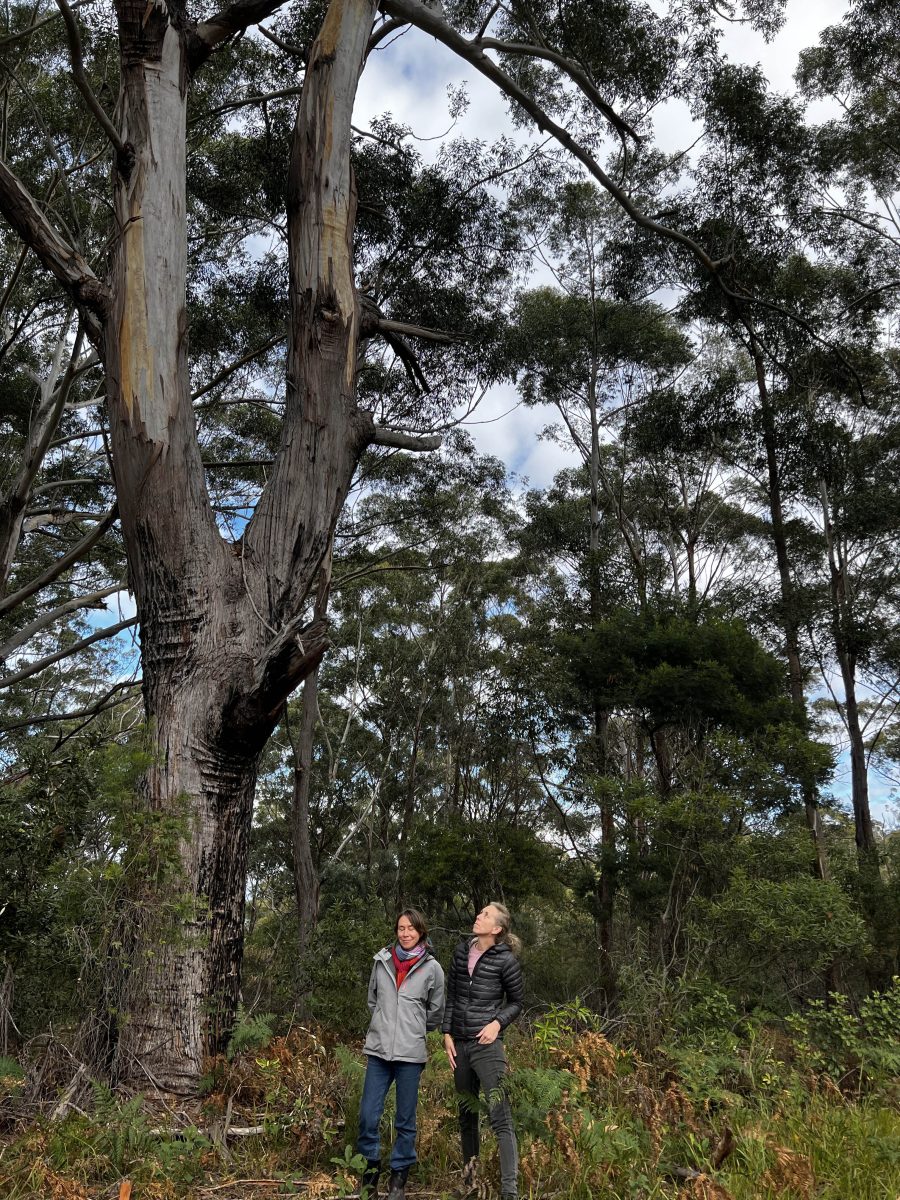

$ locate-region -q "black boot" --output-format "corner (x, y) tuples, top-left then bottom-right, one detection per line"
(386, 1166), (409, 1200)
(361, 1159), (381, 1199)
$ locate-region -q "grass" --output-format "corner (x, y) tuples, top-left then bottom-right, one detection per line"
(0, 1019), (898, 1199)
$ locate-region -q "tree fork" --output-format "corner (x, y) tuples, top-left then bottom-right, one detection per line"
(104, 0), (381, 1091)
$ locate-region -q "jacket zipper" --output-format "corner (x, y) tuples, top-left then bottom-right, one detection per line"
(376, 951), (431, 1059)
(465, 945), (502, 1030)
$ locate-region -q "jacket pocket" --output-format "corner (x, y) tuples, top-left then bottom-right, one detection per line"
(399, 993), (427, 1029)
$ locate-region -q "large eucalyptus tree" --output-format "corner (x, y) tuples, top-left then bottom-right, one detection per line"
(0, 0), (792, 1090)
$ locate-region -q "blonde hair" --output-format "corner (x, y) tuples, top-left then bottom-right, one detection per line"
(488, 901), (522, 955)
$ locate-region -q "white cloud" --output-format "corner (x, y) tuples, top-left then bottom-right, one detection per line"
(719, 0), (847, 94)
(102, 589), (138, 623)
(356, 28), (518, 157)
(461, 382), (581, 488)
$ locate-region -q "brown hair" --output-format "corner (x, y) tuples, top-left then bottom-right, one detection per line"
(396, 907), (428, 944)
(487, 901), (522, 955)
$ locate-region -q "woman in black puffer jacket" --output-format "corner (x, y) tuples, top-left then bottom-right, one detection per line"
(442, 902), (524, 1200)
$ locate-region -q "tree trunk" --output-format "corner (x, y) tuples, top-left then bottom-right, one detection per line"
(819, 479), (878, 866)
(751, 339), (829, 881)
(98, 0), (378, 1091)
(595, 707), (617, 1008)
(290, 564), (331, 956)
(291, 667), (323, 957)
(649, 726), (673, 796)
(586, 366), (617, 1007)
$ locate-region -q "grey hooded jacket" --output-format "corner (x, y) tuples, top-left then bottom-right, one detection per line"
(363, 945), (446, 1063)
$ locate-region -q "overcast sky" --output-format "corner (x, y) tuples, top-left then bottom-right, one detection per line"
(354, 0), (850, 490)
(95, 1), (895, 820)
(351, 2), (897, 820)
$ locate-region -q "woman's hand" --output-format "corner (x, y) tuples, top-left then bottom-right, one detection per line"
(444, 1033), (457, 1068)
(476, 1019), (501, 1045)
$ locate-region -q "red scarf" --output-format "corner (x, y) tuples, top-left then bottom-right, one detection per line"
(391, 942), (426, 988)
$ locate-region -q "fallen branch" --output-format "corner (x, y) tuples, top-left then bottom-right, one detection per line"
(49, 1062), (89, 1121)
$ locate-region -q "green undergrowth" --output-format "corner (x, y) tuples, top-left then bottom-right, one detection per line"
(1, 988), (898, 1199)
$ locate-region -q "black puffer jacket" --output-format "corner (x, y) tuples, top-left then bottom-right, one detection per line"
(442, 939), (524, 1040)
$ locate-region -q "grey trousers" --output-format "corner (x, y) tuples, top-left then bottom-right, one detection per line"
(453, 1039), (518, 1197)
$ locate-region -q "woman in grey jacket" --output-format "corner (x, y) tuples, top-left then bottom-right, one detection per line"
(358, 908), (445, 1200)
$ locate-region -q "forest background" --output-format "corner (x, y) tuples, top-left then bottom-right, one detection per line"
(0, 0), (899, 1195)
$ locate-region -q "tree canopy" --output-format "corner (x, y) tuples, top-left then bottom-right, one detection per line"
(0, 0), (898, 1095)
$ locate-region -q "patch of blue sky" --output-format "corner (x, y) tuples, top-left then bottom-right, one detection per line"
(828, 748), (896, 824)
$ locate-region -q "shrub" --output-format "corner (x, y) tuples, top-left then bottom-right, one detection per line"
(787, 976), (900, 1088)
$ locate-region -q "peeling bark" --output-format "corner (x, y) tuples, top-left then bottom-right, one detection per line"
(245, 0), (378, 622)
(97, 0), (379, 1092)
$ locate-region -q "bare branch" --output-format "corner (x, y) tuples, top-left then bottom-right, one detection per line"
(53, 0), (133, 174)
(375, 317), (460, 343)
(370, 426), (442, 451)
(479, 36), (641, 143)
(366, 15), (406, 53)
(475, 0), (500, 40)
(359, 295), (461, 349)
(189, 86), (305, 126)
(0, 615), (137, 690)
(190, 0), (295, 69)
(24, 510), (103, 531)
(32, 476), (103, 495)
(192, 334), (283, 403)
(0, 504), (117, 617)
(258, 23), (307, 60)
(0, 678), (141, 733)
(333, 559), (439, 589)
(0, 159), (110, 339)
(0, 583), (125, 659)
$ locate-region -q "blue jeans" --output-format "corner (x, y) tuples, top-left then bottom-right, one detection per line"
(357, 1055), (425, 1170)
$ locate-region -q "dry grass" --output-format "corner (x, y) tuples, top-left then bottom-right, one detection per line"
(0, 1021), (898, 1200)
